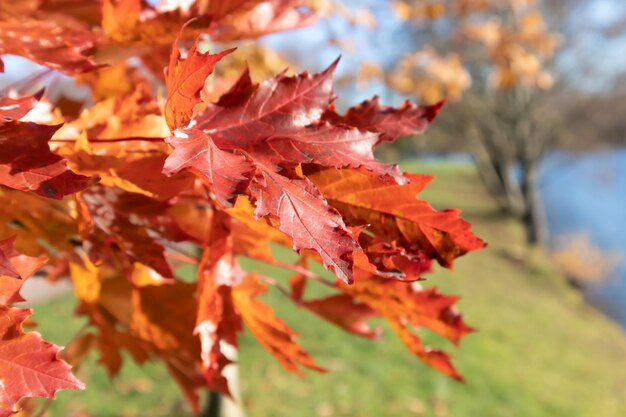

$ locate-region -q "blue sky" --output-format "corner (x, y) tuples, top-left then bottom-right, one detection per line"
(261, 0), (626, 94)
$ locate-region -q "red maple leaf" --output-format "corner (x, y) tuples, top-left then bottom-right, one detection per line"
(0, 20), (102, 74)
(164, 36), (235, 130)
(0, 238), (83, 416)
(0, 97), (92, 199)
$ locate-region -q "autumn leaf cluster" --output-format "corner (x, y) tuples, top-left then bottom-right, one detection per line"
(0, 1), (484, 415)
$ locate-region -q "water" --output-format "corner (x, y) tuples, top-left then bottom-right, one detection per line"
(541, 149), (626, 326)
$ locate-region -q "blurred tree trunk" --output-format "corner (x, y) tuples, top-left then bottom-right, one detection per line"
(204, 391), (221, 417)
(203, 365), (245, 417)
(202, 337), (246, 417)
(474, 144), (524, 215)
(520, 159), (547, 245)
(461, 86), (554, 246)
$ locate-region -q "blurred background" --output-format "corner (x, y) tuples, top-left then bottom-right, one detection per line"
(275, 0), (626, 326)
(3, 0), (626, 416)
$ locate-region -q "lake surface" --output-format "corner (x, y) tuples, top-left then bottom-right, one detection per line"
(541, 149), (626, 326)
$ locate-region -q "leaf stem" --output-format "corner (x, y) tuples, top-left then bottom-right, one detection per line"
(50, 137), (165, 143)
(164, 251), (199, 265)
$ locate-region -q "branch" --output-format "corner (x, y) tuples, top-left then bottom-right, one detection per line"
(50, 137), (165, 144)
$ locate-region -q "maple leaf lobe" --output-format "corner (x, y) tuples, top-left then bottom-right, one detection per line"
(165, 36), (235, 130)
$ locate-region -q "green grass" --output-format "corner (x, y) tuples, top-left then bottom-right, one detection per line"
(31, 298), (194, 417)
(32, 162), (626, 416)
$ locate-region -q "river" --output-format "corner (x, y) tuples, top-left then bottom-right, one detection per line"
(541, 149), (626, 327)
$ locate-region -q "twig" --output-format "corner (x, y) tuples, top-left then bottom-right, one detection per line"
(50, 137), (164, 144)
(164, 251), (199, 265)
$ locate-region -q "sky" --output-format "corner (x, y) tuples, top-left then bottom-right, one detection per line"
(261, 0), (626, 94)
(557, 0), (626, 91)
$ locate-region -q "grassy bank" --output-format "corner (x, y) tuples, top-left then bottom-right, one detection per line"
(32, 163), (626, 416)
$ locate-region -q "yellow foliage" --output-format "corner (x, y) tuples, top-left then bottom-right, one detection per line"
(550, 234), (623, 285)
(356, 62), (384, 89)
(308, 0), (378, 28)
(461, 6), (560, 90)
(69, 258), (101, 303)
(386, 0), (560, 99)
(389, 47), (471, 104)
(393, 1), (446, 21)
